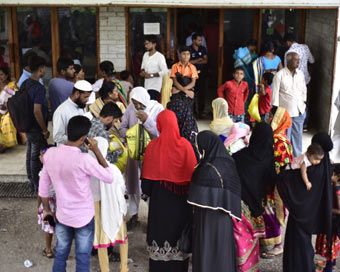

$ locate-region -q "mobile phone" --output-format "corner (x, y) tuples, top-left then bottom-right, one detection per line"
(43, 215), (56, 227)
(84, 138), (90, 145)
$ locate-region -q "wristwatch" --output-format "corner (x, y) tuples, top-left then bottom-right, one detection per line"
(150, 73), (154, 78)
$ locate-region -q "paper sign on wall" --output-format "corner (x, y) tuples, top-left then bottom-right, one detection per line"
(143, 23), (160, 35)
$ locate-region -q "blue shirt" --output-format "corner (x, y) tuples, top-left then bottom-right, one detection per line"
(48, 78), (74, 115)
(18, 69), (44, 88)
(262, 55), (281, 71)
(26, 78), (48, 131)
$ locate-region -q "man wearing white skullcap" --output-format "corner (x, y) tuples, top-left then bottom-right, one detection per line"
(53, 80), (92, 145)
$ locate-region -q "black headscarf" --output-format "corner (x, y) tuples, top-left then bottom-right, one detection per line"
(188, 131), (241, 219)
(277, 132), (333, 239)
(232, 122), (276, 217)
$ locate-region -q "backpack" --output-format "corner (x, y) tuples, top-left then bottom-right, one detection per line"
(7, 79), (40, 133)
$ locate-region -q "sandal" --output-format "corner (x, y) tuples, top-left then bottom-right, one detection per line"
(260, 248), (283, 259)
(42, 248), (55, 259)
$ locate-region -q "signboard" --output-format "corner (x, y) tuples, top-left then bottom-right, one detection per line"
(143, 23), (160, 35)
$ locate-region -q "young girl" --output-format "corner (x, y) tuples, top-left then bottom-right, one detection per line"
(315, 163), (340, 272)
(37, 145), (56, 258)
(291, 143), (325, 190)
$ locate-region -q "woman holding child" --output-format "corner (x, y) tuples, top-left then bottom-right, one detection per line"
(277, 132), (333, 271)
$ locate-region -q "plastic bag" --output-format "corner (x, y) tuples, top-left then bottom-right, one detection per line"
(126, 123), (151, 160)
(109, 134), (128, 172)
(248, 93), (261, 122)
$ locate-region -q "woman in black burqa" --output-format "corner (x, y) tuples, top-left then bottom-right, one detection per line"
(277, 132), (333, 271)
(188, 130), (242, 272)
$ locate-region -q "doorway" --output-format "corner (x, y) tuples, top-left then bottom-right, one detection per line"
(176, 8), (220, 114)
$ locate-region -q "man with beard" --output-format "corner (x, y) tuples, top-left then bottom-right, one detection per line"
(53, 80), (92, 145)
(140, 35), (168, 101)
(88, 102), (123, 163)
(49, 57), (75, 116)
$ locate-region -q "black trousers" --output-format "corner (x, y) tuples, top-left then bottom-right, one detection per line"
(147, 89), (160, 101)
(194, 72), (207, 114)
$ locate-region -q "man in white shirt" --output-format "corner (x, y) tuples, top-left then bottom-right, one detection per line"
(140, 35), (168, 101)
(272, 52), (307, 157)
(53, 80), (92, 145)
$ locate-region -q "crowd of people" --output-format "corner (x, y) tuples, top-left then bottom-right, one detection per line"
(1, 30), (340, 272)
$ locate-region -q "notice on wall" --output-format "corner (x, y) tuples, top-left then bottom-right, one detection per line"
(143, 23), (160, 35)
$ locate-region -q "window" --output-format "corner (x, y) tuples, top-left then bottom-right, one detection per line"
(17, 7), (52, 85)
(58, 7), (97, 83)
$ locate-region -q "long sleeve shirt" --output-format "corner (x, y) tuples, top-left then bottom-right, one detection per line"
(272, 67), (307, 118)
(217, 80), (249, 115)
(53, 98), (85, 145)
(141, 51), (168, 93)
(39, 145), (114, 228)
(119, 103), (160, 140)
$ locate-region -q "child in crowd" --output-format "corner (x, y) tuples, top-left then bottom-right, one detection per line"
(170, 45), (198, 108)
(315, 163), (340, 272)
(291, 143), (325, 190)
(120, 70), (134, 101)
(258, 72), (273, 122)
(37, 145), (56, 259)
(217, 67), (249, 123)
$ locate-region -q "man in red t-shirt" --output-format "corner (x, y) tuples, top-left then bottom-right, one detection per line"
(258, 72), (274, 122)
(217, 67), (249, 123)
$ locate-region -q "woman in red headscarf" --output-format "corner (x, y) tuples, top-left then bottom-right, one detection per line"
(141, 109), (197, 272)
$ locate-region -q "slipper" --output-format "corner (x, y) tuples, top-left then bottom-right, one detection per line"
(260, 250), (283, 259)
(42, 248), (55, 259)
(261, 252), (275, 259)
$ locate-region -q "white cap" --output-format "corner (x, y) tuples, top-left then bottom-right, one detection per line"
(74, 80), (92, 92)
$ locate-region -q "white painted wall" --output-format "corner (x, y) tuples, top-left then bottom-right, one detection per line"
(99, 6), (126, 72)
(1, 0), (339, 7)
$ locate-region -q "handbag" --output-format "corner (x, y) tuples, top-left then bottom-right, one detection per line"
(109, 134), (128, 172)
(126, 123), (151, 160)
(248, 93), (261, 122)
(178, 214), (193, 254)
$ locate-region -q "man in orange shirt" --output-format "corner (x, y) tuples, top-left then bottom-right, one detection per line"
(170, 46), (198, 110)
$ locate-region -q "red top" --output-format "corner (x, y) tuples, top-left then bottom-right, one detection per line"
(258, 85), (272, 115)
(141, 110), (197, 185)
(217, 80), (249, 115)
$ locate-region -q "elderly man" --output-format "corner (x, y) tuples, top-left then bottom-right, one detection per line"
(272, 52), (307, 157)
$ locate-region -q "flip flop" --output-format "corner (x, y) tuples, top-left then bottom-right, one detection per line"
(260, 250), (283, 259)
(42, 248), (55, 259)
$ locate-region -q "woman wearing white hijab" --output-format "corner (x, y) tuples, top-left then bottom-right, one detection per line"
(210, 98), (234, 141)
(119, 87), (164, 229)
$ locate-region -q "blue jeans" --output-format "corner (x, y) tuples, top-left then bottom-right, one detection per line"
(26, 130), (46, 192)
(53, 218), (95, 272)
(287, 111), (306, 157)
(229, 113), (245, 123)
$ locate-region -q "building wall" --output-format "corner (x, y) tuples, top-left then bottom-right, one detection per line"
(99, 7), (126, 72)
(3, 0), (340, 8)
(305, 9), (337, 131)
